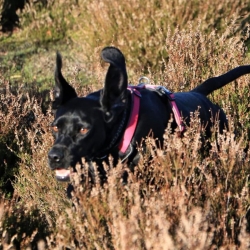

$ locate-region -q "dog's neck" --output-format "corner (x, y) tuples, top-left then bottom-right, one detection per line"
(92, 90), (132, 161)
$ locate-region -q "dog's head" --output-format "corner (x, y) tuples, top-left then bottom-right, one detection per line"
(48, 47), (129, 181)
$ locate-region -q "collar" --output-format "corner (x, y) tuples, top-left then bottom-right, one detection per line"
(118, 84), (185, 157)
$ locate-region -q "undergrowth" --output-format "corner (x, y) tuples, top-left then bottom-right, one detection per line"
(0, 0), (250, 249)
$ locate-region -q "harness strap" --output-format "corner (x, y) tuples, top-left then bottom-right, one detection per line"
(145, 85), (185, 133)
(118, 88), (141, 154)
(169, 93), (185, 133)
(118, 84), (185, 156)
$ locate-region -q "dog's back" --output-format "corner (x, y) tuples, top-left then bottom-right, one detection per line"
(173, 91), (226, 135)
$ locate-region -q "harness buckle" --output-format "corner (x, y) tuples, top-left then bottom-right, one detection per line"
(128, 86), (142, 97)
(138, 76), (150, 85)
(156, 86), (174, 100)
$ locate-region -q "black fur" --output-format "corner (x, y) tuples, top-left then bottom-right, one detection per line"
(48, 46), (250, 182)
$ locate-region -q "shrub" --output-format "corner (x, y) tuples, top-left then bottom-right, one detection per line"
(0, 0), (250, 249)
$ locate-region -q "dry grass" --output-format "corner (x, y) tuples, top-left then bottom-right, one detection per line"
(69, 0), (250, 73)
(0, 0), (250, 249)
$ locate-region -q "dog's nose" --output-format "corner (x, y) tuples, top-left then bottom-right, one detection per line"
(48, 148), (64, 163)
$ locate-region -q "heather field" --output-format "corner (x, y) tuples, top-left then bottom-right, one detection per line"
(0, 0), (250, 249)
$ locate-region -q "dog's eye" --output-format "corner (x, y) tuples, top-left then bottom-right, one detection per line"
(52, 126), (59, 132)
(80, 128), (88, 135)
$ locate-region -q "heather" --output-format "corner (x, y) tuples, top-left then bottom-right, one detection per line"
(0, 0), (250, 249)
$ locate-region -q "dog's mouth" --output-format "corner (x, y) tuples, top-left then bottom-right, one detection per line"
(55, 168), (71, 182)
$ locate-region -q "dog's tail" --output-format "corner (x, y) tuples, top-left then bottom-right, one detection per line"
(191, 65), (250, 96)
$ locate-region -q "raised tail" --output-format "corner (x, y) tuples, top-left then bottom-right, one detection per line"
(191, 65), (250, 96)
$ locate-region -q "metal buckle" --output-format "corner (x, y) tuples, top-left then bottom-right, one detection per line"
(138, 76), (150, 85)
(156, 86), (173, 99)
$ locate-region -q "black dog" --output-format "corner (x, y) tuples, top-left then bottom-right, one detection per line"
(48, 46), (250, 182)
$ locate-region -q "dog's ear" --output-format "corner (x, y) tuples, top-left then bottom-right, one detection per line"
(52, 52), (77, 110)
(100, 47), (128, 121)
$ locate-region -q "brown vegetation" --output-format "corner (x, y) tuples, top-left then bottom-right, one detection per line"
(0, 0), (250, 249)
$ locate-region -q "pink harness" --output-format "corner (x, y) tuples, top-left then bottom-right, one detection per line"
(118, 84), (185, 154)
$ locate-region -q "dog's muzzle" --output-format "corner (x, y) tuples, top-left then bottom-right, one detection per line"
(48, 146), (71, 181)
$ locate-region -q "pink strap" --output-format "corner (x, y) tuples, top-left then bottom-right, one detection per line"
(169, 93), (185, 132)
(145, 85), (185, 132)
(119, 89), (140, 153)
(118, 85), (185, 155)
